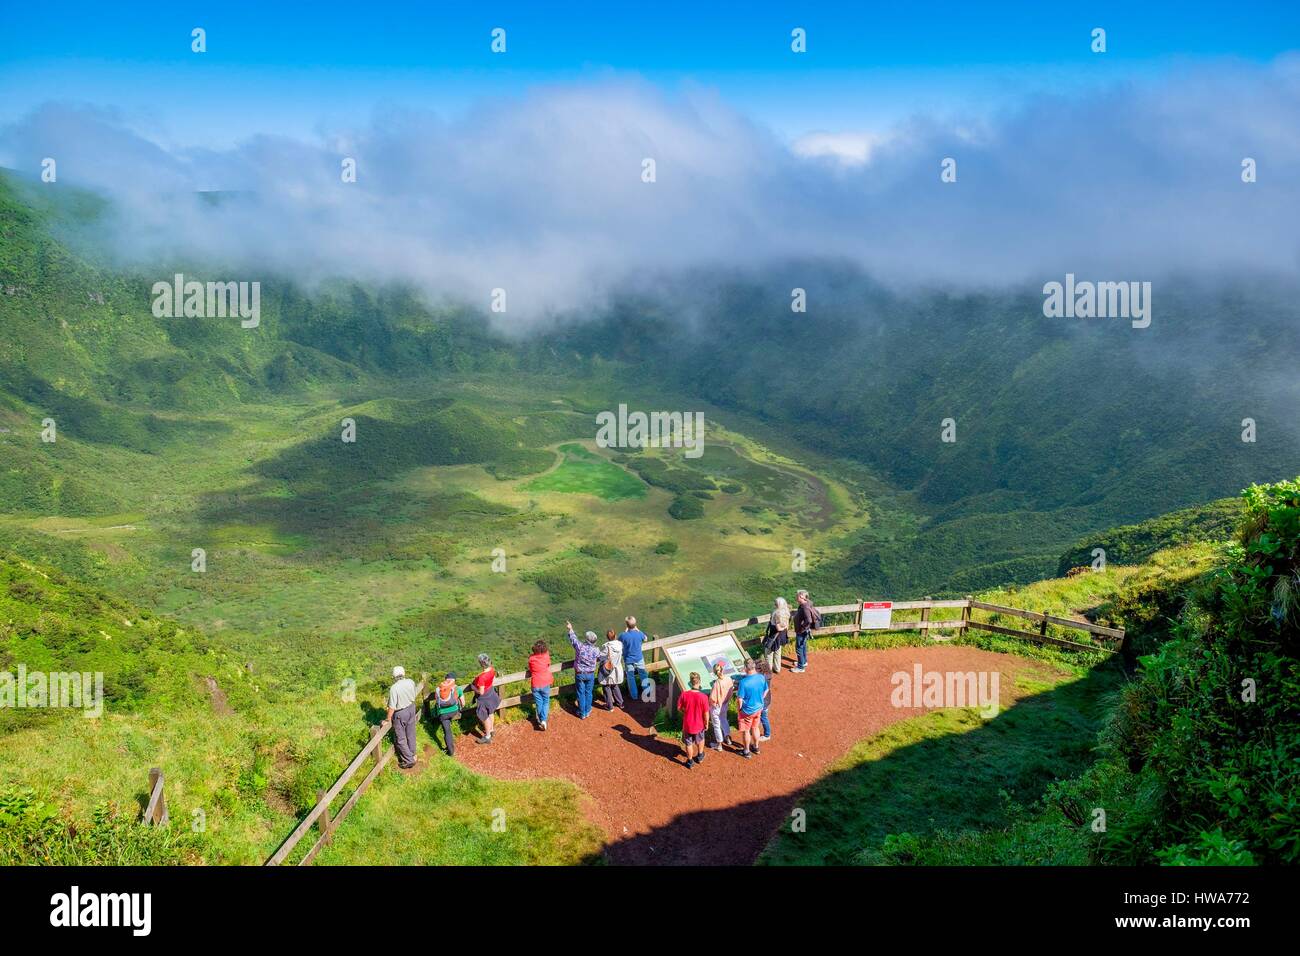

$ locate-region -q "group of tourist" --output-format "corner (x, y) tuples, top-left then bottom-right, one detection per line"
(384, 591), (820, 770)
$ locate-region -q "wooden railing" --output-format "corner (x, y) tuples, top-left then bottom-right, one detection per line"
(264, 679), (426, 866)
(263, 597), (1122, 865)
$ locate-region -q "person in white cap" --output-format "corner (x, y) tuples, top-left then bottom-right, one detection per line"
(386, 665), (419, 769)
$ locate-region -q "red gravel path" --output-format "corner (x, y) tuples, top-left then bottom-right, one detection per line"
(458, 646), (1049, 866)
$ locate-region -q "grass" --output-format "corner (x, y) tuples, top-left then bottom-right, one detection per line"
(758, 664), (1120, 865)
(521, 443), (646, 500)
(0, 374), (878, 864)
(759, 538), (1226, 865)
(312, 748), (603, 866)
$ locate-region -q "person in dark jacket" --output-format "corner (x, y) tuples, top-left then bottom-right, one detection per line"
(791, 589), (821, 673)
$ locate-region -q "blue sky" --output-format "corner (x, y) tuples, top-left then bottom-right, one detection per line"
(3, 0), (1298, 145)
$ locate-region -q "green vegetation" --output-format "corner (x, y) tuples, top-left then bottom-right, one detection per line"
(0, 551), (218, 732)
(0, 788), (201, 865)
(668, 495), (705, 520)
(0, 551), (598, 865)
(765, 478), (1298, 866)
(624, 454), (716, 496)
(1, 174), (1294, 867)
(560, 268), (1300, 596)
(759, 666), (1118, 865)
(1055, 496), (1243, 575)
(522, 444), (646, 500)
(312, 757), (603, 865)
(526, 558), (604, 603)
(578, 542), (623, 560)
(1105, 479), (1299, 863)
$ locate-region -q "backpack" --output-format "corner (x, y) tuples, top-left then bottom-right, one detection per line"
(433, 682), (461, 716)
(798, 603), (822, 633)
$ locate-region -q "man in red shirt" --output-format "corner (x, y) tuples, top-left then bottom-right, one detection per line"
(676, 672), (712, 768)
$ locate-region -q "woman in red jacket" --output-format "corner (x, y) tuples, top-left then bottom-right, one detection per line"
(471, 653), (500, 745)
(528, 640), (553, 730)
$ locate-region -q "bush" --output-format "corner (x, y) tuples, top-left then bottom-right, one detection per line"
(668, 496), (704, 520)
(654, 540), (678, 555)
(1102, 477), (1300, 863)
(527, 559), (603, 602)
(0, 788), (199, 865)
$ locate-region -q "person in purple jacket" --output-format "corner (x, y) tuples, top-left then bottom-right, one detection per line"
(565, 620), (601, 718)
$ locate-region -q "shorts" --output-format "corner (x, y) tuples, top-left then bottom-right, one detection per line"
(737, 709), (763, 733)
(682, 730), (705, 746)
(476, 689), (501, 721)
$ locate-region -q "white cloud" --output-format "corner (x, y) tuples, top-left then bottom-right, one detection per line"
(2, 61), (1298, 328)
(792, 130), (892, 166)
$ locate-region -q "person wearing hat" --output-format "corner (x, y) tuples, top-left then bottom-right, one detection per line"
(565, 620), (601, 719)
(386, 665), (419, 769)
(429, 671), (464, 756)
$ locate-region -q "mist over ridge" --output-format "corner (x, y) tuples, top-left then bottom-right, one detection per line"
(2, 57), (1298, 327)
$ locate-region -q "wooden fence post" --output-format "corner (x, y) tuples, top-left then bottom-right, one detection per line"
(316, 788), (333, 844)
(961, 596), (972, 637)
(370, 725), (384, 769)
(1039, 613), (1049, 640)
(145, 767), (168, 826)
(920, 597), (932, 636)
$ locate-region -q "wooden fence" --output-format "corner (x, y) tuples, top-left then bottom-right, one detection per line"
(263, 597), (1123, 865)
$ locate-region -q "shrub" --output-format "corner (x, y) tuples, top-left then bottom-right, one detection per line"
(668, 496), (704, 520)
(0, 788), (199, 865)
(1103, 477), (1300, 863)
(527, 559), (603, 602)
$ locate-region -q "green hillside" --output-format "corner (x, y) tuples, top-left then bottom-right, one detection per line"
(0, 547), (603, 865)
(763, 478), (1298, 865)
(559, 271), (1300, 595)
(1, 173), (1295, 867)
